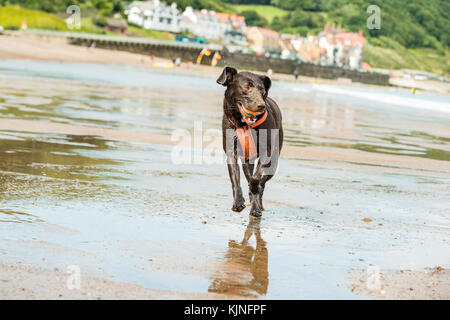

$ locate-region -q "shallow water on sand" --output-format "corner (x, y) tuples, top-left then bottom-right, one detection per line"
(0, 60), (449, 298)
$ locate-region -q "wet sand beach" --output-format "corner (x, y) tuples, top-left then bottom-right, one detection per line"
(0, 263), (245, 300)
(2, 32), (449, 93)
(347, 266), (450, 300)
(0, 46), (449, 299)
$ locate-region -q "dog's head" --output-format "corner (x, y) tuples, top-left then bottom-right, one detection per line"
(217, 66), (271, 114)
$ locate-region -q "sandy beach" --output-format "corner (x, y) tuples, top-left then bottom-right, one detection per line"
(0, 32), (229, 79)
(0, 32), (449, 300)
(0, 263), (244, 300)
(347, 266), (449, 300)
(2, 31), (448, 93)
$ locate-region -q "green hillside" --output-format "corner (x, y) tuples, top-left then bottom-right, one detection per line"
(2, 0), (449, 75)
(224, 0), (449, 48)
(364, 43), (450, 76)
(224, 0), (449, 76)
(173, 0), (232, 12)
(0, 5), (69, 30)
(362, 35), (450, 75)
(230, 4), (288, 23)
(0, 0), (232, 14)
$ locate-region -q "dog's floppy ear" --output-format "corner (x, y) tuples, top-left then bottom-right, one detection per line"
(216, 66), (237, 87)
(260, 75), (272, 98)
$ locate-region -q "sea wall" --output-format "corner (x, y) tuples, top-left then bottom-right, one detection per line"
(67, 34), (389, 85)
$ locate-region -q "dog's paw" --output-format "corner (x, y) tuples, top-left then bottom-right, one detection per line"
(250, 208), (262, 217)
(259, 201), (265, 211)
(232, 201), (246, 212)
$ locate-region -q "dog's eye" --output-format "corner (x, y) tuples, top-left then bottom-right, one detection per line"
(244, 86), (251, 91)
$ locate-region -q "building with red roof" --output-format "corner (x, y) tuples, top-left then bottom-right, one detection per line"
(180, 8), (246, 43)
(215, 12), (247, 43)
(246, 26), (281, 55)
(289, 24), (366, 69)
(182, 7), (226, 40)
(318, 24), (365, 69)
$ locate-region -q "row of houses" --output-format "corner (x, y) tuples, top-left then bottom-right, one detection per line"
(245, 24), (366, 70)
(124, 1), (366, 69)
(289, 24), (366, 70)
(125, 1), (246, 44)
(126, 1), (182, 33)
(183, 8), (247, 44)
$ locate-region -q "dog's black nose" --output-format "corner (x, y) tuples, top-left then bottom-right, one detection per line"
(257, 104), (266, 111)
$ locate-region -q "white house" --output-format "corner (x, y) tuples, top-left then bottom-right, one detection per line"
(319, 24), (365, 69)
(288, 24), (365, 69)
(182, 7), (225, 40)
(181, 8), (246, 43)
(216, 13), (247, 43)
(125, 0), (183, 33)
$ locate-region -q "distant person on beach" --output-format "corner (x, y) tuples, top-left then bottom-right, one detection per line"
(267, 68), (273, 76)
(294, 70), (299, 80)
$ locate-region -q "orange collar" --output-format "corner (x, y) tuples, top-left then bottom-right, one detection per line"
(238, 103), (265, 126)
(248, 109), (268, 128)
(229, 108), (268, 129)
(230, 109), (268, 160)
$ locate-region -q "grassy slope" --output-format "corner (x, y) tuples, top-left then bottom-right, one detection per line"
(0, 5), (69, 30)
(364, 36), (450, 76)
(0, 6), (174, 41)
(230, 4), (288, 23)
(364, 46), (449, 76)
(201, 0), (233, 13)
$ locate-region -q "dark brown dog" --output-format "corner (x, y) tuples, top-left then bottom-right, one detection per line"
(217, 66), (283, 217)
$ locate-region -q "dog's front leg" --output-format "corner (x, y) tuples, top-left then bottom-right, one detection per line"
(250, 160), (277, 213)
(227, 151), (245, 212)
(241, 160), (255, 205)
(249, 179), (264, 217)
(243, 161), (263, 217)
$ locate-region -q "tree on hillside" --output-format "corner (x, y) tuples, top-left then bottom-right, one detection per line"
(288, 9), (309, 27)
(271, 0), (321, 11)
(270, 16), (283, 30)
(172, 0), (231, 12)
(240, 10), (268, 27)
(224, 0), (271, 4)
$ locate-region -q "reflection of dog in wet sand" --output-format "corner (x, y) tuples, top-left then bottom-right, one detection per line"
(208, 217), (268, 297)
(217, 67), (283, 217)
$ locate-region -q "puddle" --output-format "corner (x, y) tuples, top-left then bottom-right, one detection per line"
(0, 209), (44, 224)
